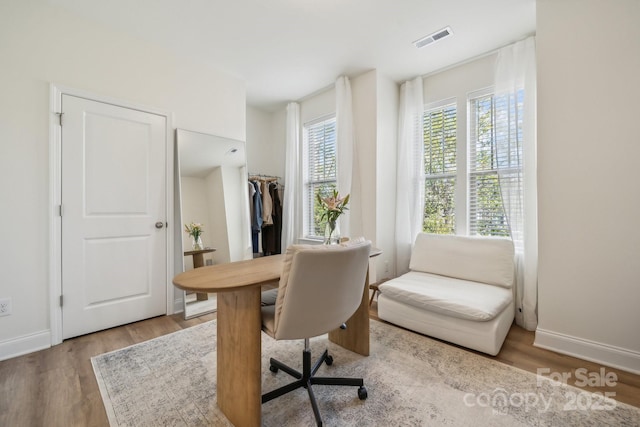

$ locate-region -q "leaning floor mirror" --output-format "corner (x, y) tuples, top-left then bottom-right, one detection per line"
(175, 128), (253, 319)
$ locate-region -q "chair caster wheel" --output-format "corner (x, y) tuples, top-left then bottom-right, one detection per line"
(325, 355), (334, 366)
(269, 364), (279, 373)
(358, 386), (368, 400)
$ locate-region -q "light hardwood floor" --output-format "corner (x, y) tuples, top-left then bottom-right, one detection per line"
(1, 304), (638, 426)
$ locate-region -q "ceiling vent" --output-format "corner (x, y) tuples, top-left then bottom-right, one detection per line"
(413, 26), (453, 48)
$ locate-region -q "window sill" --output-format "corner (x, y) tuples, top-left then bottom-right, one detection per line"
(297, 237), (324, 245)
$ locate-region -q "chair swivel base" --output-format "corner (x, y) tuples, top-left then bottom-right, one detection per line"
(262, 348), (367, 427)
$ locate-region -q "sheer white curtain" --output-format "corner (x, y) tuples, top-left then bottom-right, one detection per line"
(281, 102), (301, 249)
(395, 77), (425, 274)
(494, 36), (538, 331)
(335, 76), (356, 238)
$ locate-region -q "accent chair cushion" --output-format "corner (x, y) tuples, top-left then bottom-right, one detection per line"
(409, 233), (515, 288)
(378, 271), (513, 322)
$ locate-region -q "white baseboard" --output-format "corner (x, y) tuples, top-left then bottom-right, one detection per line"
(173, 297), (184, 314)
(0, 330), (51, 361)
(535, 328), (640, 375)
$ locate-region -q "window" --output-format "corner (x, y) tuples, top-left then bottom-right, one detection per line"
(423, 103), (457, 234)
(420, 90), (524, 239)
(468, 90), (523, 237)
(303, 116), (337, 238)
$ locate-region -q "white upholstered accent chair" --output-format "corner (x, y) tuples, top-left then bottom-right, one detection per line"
(260, 240), (371, 427)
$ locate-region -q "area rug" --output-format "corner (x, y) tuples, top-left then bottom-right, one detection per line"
(92, 320), (640, 426)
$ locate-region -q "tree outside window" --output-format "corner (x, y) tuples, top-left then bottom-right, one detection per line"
(421, 90), (523, 239)
(423, 104), (456, 234)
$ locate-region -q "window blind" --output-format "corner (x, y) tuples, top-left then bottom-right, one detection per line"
(304, 116), (337, 238)
(423, 104), (456, 234)
(468, 91), (523, 238)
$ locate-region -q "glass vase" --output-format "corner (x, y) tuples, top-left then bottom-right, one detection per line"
(323, 220), (340, 245)
(191, 235), (203, 250)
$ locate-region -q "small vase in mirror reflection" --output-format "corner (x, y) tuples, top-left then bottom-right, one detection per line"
(192, 235), (203, 251)
(184, 222), (204, 251)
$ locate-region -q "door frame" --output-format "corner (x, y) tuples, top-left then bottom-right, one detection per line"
(48, 84), (176, 345)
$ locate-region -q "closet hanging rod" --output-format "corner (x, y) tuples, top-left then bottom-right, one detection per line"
(248, 173), (280, 181)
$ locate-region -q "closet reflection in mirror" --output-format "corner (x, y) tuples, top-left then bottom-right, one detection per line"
(176, 129), (252, 319)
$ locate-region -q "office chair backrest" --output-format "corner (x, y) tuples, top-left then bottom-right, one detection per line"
(272, 241), (371, 340)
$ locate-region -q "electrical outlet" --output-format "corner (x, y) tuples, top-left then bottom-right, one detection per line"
(205, 259), (213, 266)
(0, 298), (11, 316)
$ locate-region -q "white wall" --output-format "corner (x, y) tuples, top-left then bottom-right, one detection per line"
(0, 1), (245, 358)
(205, 168), (231, 264)
(536, 0), (640, 373)
(221, 165), (249, 262)
(300, 88), (336, 125)
(246, 106), (285, 178)
(270, 109), (287, 183)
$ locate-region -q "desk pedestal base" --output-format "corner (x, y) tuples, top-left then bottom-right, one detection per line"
(328, 270), (370, 356)
(217, 289), (262, 427)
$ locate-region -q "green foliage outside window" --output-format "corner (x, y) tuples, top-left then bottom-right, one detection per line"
(424, 178), (455, 234)
(469, 91), (522, 237)
(312, 183), (337, 236)
(421, 90), (521, 238)
(470, 173), (510, 237)
(423, 104), (456, 234)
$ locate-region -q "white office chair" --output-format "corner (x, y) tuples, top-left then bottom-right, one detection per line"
(260, 240), (371, 427)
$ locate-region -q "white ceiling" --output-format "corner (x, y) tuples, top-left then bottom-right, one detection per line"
(52, 0), (536, 111)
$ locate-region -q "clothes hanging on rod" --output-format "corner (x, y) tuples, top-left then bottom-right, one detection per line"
(248, 174), (283, 257)
(249, 180), (263, 254)
(261, 180), (273, 226)
(262, 180), (282, 255)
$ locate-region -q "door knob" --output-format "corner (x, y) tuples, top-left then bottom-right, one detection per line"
(155, 222), (165, 229)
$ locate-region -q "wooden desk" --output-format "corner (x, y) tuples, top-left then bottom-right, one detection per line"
(172, 249), (380, 427)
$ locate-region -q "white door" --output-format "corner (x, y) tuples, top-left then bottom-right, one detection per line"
(61, 94), (167, 339)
